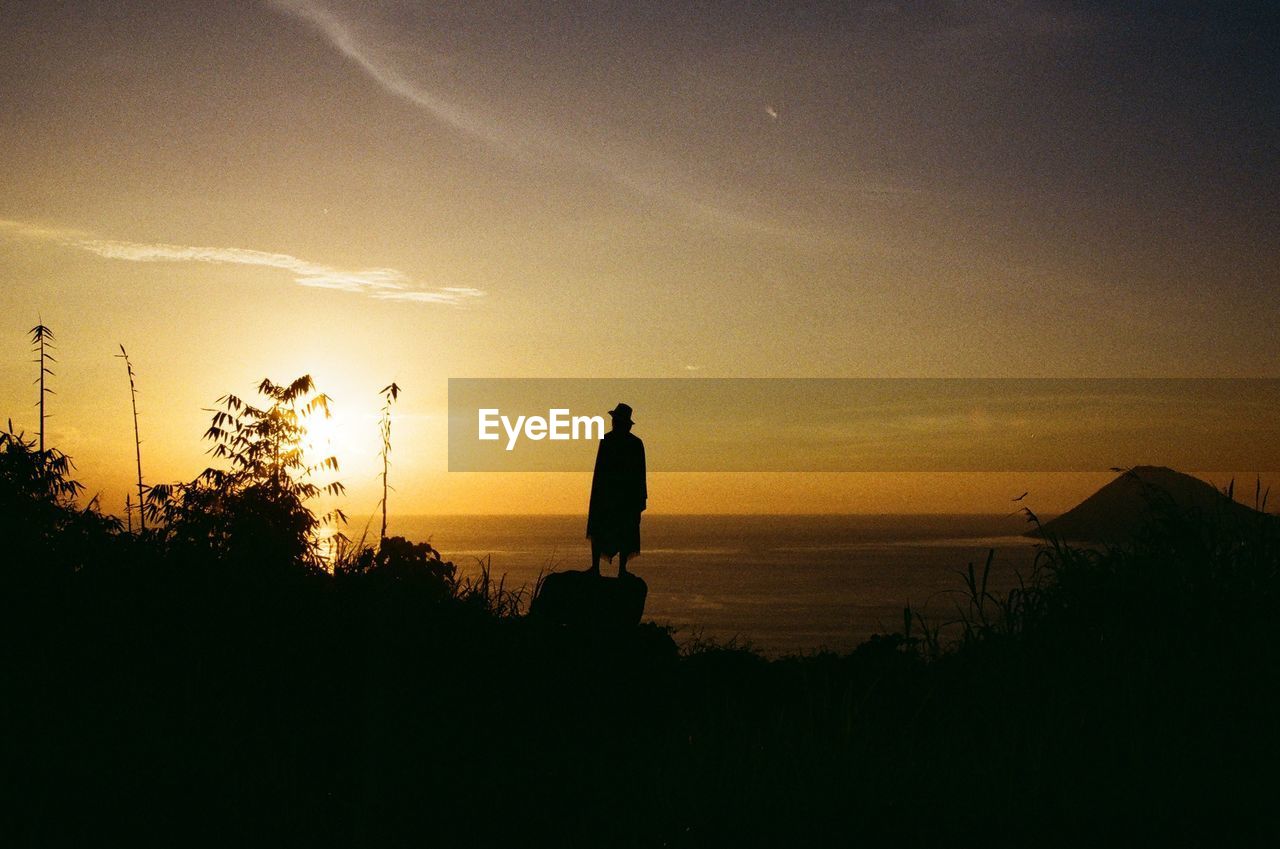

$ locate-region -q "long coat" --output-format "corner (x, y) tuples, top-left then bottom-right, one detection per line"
(586, 430), (647, 558)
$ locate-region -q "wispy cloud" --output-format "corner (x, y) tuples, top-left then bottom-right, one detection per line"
(0, 218), (483, 305)
(270, 0), (809, 241)
(271, 0), (511, 153)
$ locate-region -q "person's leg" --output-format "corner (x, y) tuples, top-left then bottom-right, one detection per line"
(618, 513), (639, 577)
(588, 540), (601, 574)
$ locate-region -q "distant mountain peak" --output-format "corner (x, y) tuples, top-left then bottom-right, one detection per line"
(1030, 467), (1273, 544)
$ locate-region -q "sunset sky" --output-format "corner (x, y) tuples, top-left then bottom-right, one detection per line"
(2, 1), (1276, 518)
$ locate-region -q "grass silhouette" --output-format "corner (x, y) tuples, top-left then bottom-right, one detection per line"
(115, 344), (147, 532)
(28, 322), (55, 453)
(377, 382), (400, 543)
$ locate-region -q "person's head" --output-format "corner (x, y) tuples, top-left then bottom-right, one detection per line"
(608, 403), (634, 434)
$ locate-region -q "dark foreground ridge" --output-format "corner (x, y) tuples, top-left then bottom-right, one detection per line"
(3, 424), (1279, 848)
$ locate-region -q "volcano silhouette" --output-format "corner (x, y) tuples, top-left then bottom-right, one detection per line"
(1031, 466), (1276, 544)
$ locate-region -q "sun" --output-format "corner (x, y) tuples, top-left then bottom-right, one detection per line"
(301, 406), (352, 468)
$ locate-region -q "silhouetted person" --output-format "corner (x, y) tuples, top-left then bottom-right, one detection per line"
(586, 403), (646, 576)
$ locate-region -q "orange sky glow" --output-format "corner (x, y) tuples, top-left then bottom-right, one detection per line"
(2, 2), (1276, 519)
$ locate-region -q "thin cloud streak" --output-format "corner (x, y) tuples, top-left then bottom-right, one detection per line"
(271, 0), (810, 241)
(0, 218), (482, 305)
(271, 0), (512, 153)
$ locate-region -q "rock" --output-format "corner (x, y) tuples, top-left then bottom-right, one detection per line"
(530, 568), (648, 629)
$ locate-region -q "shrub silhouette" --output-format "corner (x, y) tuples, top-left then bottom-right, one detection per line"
(147, 375), (345, 571)
(337, 534), (456, 592)
(0, 421), (119, 577)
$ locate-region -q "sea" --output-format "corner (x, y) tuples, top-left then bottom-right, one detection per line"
(389, 513), (1042, 656)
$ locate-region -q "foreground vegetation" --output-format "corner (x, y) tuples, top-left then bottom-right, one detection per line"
(3, 390), (1279, 846)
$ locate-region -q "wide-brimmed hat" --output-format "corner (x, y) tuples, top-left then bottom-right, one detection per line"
(608, 403), (634, 424)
